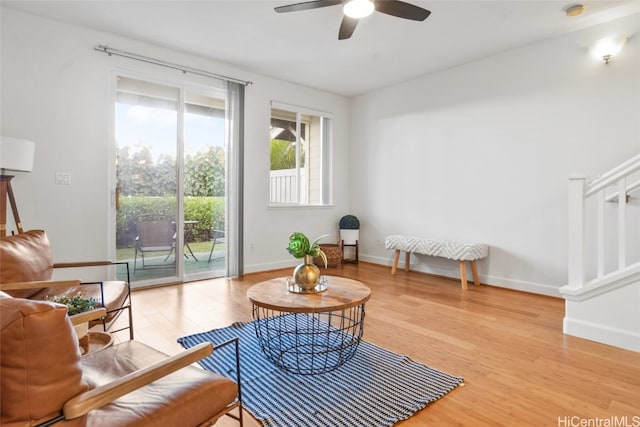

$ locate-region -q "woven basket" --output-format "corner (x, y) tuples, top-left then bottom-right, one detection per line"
(315, 243), (342, 268)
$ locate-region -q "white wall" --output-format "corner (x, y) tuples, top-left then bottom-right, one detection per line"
(0, 8), (350, 275)
(3, 7), (639, 295)
(350, 13), (640, 296)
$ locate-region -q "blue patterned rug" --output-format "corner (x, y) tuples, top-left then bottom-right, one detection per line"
(178, 318), (464, 427)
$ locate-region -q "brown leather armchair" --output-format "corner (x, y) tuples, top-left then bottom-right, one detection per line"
(0, 229), (133, 339)
(0, 293), (243, 426)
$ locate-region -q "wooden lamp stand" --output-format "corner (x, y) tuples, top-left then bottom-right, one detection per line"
(1, 174), (24, 237)
(1, 136), (35, 237)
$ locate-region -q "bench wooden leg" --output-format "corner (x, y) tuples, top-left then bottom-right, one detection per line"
(391, 249), (400, 274)
(470, 260), (480, 286)
(459, 261), (468, 290)
(405, 251), (411, 272)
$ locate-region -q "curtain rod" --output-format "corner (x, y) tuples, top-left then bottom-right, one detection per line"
(95, 44), (252, 87)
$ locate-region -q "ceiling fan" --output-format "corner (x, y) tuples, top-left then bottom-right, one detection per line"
(274, 0), (431, 40)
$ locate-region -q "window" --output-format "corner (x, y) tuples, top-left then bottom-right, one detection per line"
(269, 102), (332, 205)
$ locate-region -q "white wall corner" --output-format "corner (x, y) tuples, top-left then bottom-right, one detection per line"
(563, 277), (640, 353)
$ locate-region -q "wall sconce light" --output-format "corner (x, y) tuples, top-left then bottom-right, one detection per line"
(591, 37), (627, 64)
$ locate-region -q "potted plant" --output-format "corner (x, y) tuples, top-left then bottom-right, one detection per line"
(287, 232), (328, 290)
(46, 292), (101, 339)
(339, 214), (360, 245)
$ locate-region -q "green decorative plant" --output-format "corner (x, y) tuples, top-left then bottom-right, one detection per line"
(287, 232), (328, 268)
(339, 215), (360, 230)
(46, 292), (101, 315)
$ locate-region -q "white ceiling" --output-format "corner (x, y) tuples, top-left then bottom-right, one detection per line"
(3, 0), (640, 96)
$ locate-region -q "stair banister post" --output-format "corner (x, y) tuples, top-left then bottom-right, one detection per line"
(568, 176), (586, 289)
(617, 177), (627, 270)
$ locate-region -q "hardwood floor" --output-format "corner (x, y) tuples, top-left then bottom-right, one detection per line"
(116, 262), (640, 427)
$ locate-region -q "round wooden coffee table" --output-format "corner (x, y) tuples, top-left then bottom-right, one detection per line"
(247, 276), (371, 375)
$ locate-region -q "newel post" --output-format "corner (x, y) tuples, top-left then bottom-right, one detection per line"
(567, 176), (586, 289)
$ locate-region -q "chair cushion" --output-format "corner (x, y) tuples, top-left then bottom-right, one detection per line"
(0, 297), (87, 426)
(82, 341), (238, 427)
(0, 230), (53, 298)
(385, 234), (489, 261)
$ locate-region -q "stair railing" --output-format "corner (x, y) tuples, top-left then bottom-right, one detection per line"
(567, 152), (640, 290)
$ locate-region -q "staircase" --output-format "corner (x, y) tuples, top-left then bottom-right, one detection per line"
(560, 153), (640, 352)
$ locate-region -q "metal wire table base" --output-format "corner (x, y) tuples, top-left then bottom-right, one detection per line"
(252, 306), (366, 375)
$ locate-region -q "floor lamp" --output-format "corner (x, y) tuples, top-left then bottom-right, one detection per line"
(1, 136), (35, 237)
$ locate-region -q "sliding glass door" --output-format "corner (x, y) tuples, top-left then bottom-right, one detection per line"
(183, 91), (227, 280)
(114, 75), (229, 286)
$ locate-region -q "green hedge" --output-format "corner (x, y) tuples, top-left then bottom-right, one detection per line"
(116, 197), (225, 248)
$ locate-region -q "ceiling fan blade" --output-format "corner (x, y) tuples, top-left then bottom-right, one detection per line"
(374, 0), (431, 21)
(275, 0), (343, 13)
(338, 16), (359, 40)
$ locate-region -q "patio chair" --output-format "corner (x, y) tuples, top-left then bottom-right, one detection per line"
(208, 229), (225, 262)
(133, 214), (176, 274)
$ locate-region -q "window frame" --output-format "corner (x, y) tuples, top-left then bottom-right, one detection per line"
(268, 101), (333, 208)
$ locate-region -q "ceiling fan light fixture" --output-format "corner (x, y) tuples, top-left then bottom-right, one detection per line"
(343, 0), (375, 19)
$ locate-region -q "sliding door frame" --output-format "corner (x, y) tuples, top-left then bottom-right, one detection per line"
(107, 68), (234, 287)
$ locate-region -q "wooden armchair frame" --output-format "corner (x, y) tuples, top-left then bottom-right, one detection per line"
(34, 308), (244, 427)
(0, 260), (133, 339)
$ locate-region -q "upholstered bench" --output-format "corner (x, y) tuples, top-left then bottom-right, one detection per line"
(385, 235), (489, 289)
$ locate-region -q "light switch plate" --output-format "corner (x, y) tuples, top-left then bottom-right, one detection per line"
(55, 172), (71, 185)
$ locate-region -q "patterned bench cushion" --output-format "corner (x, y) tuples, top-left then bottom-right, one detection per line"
(385, 235), (488, 261)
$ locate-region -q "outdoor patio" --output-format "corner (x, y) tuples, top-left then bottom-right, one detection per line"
(116, 242), (225, 282)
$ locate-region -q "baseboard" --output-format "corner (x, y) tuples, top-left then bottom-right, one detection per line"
(361, 254), (562, 297)
(481, 274), (561, 297)
(564, 316), (640, 353)
(246, 255), (562, 297)
(244, 260), (296, 275)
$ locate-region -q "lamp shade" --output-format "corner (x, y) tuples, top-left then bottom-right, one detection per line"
(0, 136), (35, 172)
